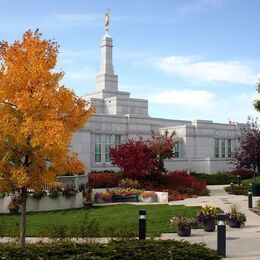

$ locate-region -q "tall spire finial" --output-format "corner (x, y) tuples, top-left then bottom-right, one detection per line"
(105, 9), (110, 33)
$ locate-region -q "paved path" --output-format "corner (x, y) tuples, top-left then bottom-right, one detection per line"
(163, 185), (260, 259)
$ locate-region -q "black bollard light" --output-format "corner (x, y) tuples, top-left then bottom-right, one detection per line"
(248, 189), (253, 209)
(139, 209), (146, 240)
(230, 181), (234, 194)
(237, 175), (241, 186)
(217, 213), (226, 257)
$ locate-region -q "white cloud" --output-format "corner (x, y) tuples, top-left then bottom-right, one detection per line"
(149, 89), (215, 109)
(64, 67), (96, 80)
(156, 56), (260, 85)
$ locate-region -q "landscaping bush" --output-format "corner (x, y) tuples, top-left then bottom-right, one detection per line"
(140, 170), (208, 196)
(49, 224), (69, 238)
(191, 172), (235, 185)
(169, 193), (189, 201)
(224, 185), (249, 195)
(231, 169), (254, 179)
(164, 171), (207, 194)
(191, 170), (254, 185)
(0, 239), (220, 259)
(89, 172), (121, 188)
(110, 133), (175, 180)
(242, 176), (260, 185)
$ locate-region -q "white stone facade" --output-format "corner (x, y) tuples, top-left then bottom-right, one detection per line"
(71, 28), (247, 174)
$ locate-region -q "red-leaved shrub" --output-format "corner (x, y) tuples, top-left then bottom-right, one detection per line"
(141, 170), (207, 195)
(110, 140), (157, 180)
(89, 172), (120, 188)
(231, 169), (254, 179)
(169, 193), (189, 201)
(164, 171), (193, 189)
(110, 133), (175, 180)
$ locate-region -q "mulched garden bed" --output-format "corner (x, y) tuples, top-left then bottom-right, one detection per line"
(250, 207), (260, 216)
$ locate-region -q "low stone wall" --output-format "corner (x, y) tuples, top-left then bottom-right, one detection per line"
(0, 192), (84, 214)
(92, 189), (168, 203)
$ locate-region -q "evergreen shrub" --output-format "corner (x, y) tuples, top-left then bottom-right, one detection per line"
(0, 239), (220, 260)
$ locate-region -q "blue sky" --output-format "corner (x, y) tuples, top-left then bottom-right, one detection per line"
(1, 0), (259, 123)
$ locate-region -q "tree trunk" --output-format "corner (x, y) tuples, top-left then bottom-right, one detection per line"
(20, 188), (28, 246)
(253, 165), (256, 182)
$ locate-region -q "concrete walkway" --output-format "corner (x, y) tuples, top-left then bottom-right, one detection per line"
(163, 185), (260, 259)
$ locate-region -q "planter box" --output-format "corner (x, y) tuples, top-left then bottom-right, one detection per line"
(140, 196), (158, 203)
(26, 196), (40, 212)
(95, 197), (113, 204)
(9, 208), (19, 214)
(203, 217), (216, 232)
(228, 219), (241, 228)
(0, 192), (84, 213)
(112, 194), (139, 202)
(177, 226), (191, 237)
(38, 196), (59, 211)
(59, 195), (75, 209)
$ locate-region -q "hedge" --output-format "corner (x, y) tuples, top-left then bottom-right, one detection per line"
(224, 185), (249, 195)
(191, 172), (237, 185)
(191, 170), (254, 185)
(0, 239), (220, 260)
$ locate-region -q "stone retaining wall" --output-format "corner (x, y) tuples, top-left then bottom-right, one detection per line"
(0, 192), (83, 214)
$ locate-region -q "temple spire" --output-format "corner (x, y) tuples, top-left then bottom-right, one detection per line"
(96, 10), (118, 92)
(105, 9), (110, 34)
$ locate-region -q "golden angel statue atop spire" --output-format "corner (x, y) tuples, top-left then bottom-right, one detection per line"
(105, 9), (110, 32)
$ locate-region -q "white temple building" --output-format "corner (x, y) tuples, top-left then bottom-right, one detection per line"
(71, 15), (247, 174)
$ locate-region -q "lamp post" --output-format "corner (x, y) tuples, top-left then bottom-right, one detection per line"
(217, 213), (227, 257)
(139, 209), (146, 240)
(248, 188), (253, 209)
(230, 181), (234, 194)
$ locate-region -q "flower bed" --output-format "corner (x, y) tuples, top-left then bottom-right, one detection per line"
(94, 188), (141, 203)
(94, 191), (113, 203)
(169, 193), (189, 201)
(94, 189), (163, 203)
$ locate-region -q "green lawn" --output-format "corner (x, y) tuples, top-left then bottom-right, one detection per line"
(0, 204), (201, 237)
(242, 176), (260, 185)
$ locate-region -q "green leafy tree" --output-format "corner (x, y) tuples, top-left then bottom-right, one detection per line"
(254, 80), (260, 112)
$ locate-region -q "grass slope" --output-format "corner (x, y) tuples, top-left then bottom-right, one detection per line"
(0, 204), (201, 237)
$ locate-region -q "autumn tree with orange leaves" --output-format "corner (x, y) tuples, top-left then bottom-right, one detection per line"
(0, 30), (93, 246)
